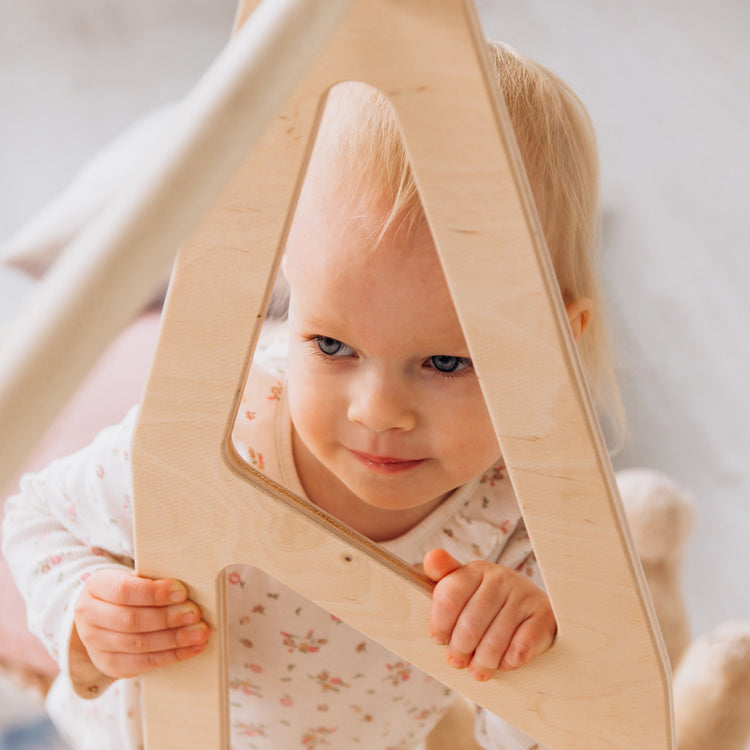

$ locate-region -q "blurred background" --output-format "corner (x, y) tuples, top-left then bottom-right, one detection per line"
(1, 0), (748, 745)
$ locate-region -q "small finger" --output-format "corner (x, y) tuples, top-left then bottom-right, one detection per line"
(97, 641), (208, 679)
(87, 569), (188, 607)
(500, 615), (557, 671)
(82, 596), (202, 633)
(87, 622), (209, 655)
(429, 568), (482, 648)
(465, 608), (520, 679)
(445, 578), (509, 659)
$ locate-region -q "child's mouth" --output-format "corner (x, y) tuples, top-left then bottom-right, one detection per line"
(350, 450), (425, 474)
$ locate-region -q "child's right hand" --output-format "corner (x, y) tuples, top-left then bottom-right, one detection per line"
(73, 568), (209, 679)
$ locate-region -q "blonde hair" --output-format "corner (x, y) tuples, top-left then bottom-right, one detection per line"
(295, 41), (624, 440)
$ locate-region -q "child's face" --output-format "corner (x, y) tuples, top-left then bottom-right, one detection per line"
(283, 175), (501, 533)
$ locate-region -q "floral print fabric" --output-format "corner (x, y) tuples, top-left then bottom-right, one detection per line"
(2, 322), (541, 750)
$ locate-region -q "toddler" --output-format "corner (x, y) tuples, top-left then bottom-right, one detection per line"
(3, 42), (616, 750)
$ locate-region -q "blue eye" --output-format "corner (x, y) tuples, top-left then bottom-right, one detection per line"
(428, 355), (472, 374)
(314, 336), (354, 357)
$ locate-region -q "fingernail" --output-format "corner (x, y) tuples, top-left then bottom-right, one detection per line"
(187, 624), (208, 643)
(181, 608), (200, 625)
(470, 666), (492, 682)
(430, 633), (446, 646)
(500, 655), (520, 670)
(448, 655), (467, 669)
(170, 582), (187, 603)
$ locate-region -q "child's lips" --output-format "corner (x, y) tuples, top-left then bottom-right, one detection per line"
(349, 450), (426, 473)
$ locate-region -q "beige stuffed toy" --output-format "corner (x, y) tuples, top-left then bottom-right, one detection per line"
(618, 469), (750, 750)
(427, 469), (750, 750)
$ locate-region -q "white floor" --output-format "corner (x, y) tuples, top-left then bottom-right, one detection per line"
(1, 0), (749, 745)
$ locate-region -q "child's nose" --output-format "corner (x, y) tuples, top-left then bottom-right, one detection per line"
(347, 372), (417, 433)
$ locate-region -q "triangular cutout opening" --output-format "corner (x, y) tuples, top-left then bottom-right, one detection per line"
(222, 81), (544, 746)
(229, 78), (542, 567)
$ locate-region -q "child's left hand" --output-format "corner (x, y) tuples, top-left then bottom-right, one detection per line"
(423, 548), (556, 682)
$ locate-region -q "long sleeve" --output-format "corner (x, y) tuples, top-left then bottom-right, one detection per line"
(2, 406), (139, 697)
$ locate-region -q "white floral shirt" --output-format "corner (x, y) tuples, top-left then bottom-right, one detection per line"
(3, 323), (544, 750)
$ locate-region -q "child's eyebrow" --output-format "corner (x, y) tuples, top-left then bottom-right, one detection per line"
(293, 312), (343, 332)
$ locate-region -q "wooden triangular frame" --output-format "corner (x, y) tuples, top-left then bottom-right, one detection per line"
(132, 1), (674, 748)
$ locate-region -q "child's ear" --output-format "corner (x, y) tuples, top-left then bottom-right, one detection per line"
(565, 298), (593, 341)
